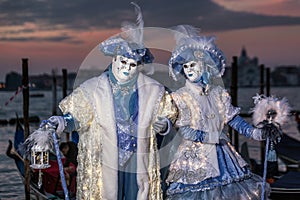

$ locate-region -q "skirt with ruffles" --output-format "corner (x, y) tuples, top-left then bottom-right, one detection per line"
(166, 140), (270, 200)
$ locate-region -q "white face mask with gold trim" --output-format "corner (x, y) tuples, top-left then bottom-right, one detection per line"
(112, 55), (139, 83)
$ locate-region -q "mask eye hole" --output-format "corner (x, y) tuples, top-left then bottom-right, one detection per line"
(121, 60), (127, 65)
(130, 63), (137, 67)
(190, 63), (196, 67)
(183, 64), (188, 68)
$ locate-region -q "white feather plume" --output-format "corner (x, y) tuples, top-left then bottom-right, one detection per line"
(251, 94), (291, 126)
(20, 128), (54, 158)
(173, 25), (200, 45)
(121, 2), (144, 47)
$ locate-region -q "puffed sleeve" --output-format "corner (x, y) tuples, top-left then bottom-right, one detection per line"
(219, 87), (240, 123)
(59, 87), (94, 132)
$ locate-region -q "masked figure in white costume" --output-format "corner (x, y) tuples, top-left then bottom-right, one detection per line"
(41, 4), (177, 200)
(165, 25), (274, 200)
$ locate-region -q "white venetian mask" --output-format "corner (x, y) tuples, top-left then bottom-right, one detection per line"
(112, 55), (139, 83)
(183, 61), (203, 82)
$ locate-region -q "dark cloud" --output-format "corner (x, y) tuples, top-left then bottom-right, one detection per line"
(0, 33), (82, 43)
(0, 0), (299, 32)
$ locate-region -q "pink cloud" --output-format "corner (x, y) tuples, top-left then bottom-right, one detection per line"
(1, 25), (299, 82)
(212, 0), (300, 17)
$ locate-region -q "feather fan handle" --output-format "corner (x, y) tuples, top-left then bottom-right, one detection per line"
(251, 94), (291, 126)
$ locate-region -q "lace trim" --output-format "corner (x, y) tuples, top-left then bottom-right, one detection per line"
(166, 141), (219, 184)
(109, 78), (137, 95)
(167, 173), (253, 195)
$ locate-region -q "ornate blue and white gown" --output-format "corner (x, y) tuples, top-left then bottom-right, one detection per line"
(166, 81), (269, 200)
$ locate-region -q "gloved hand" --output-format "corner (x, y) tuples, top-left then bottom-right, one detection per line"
(260, 121), (283, 144)
(40, 116), (65, 134)
(250, 128), (264, 141)
(179, 126), (207, 142)
(153, 117), (170, 135)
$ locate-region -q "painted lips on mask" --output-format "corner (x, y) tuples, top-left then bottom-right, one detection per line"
(112, 55), (139, 83)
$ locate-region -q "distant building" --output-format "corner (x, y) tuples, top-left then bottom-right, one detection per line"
(30, 74), (53, 90)
(3, 71), (77, 91)
(5, 71), (22, 90)
(222, 47), (263, 88)
(222, 47), (260, 88)
(237, 47), (260, 87)
(271, 66), (300, 86)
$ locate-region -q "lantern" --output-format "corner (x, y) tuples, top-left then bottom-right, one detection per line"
(30, 144), (51, 188)
(24, 128), (54, 189)
(30, 145), (51, 169)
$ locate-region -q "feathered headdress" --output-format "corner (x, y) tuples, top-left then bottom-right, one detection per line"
(99, 2), (153, 64)
(169, 25), (226, 81)
(251, 94), (291, 126)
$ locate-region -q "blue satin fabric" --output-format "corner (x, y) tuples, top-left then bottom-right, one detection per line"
(167, 140), (252, 196)
(179, 126), (206, 142)
(115, 89), (138, 155)
(227, 115), (254, 138)
(109, 70), (139, 166)
(63, 113), (79, 133)
(118, 153), (138, 200)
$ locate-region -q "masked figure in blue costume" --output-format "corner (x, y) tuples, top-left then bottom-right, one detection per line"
(165, 25), (273, 200)
(40, 3), (177, 200)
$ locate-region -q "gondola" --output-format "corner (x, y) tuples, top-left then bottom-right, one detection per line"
(6, 115), (76, 200)
(269, 170), (300, 199)
(30, 93), (45, 98)
(242, 133), (300, 200)
(268, 133), (300, 199)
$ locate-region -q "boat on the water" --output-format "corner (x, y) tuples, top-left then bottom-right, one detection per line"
(268, 133), (300, 199)
(241, 133), (300, 200)
(30, 93), (45, 98)
(6, 116), (76, 199)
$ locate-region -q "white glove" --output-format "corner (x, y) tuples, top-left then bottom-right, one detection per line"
(153, 117), (170, 135)
(251, 128), (265, 141)
(40, 116), (65, 134)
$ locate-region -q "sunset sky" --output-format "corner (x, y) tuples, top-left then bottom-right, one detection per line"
(0, 0), (299, 82)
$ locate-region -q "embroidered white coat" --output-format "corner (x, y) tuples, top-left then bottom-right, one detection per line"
(59, 72), (177, 200)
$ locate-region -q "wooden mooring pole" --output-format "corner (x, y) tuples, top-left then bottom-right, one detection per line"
(22, 58), (30, 200)
(52, 70), (57, 115)
(62, 68), (69, 141)
(230, 56), (239, 151)
(266, 67), (270, 96)
(62, 69), (67, 98)
(260, 64), (265, 163)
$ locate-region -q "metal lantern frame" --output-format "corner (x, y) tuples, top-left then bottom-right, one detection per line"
(30, 146), (51, 169)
